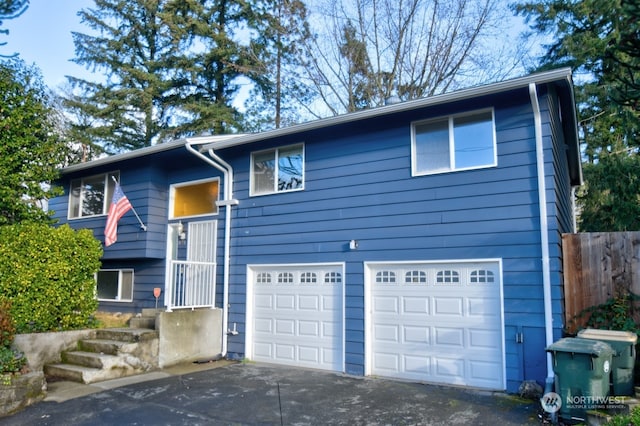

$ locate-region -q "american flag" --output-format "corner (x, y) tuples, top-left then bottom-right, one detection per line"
(104, 183), (133, 247)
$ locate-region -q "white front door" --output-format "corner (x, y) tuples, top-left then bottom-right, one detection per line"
(247, 264), (344, 372)
(366, 260), (504, 389)
(165, 220), (217, 309)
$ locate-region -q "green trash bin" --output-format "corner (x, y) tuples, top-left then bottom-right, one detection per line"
(547, 337), (615, 421)
(577, 328), (638, 396)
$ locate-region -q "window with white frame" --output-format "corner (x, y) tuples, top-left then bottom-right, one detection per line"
(96, 269), (134, 302)
(68, 171), (119, 218)
(170, 178), (220, 219)
(412, 109), (496, 175)
(251, 144), (304, 195)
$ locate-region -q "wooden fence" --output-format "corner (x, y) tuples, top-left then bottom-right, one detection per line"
(562, 232), (640, 333)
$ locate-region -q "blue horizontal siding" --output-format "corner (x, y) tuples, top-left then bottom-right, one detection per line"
(50, 84), (576, 393)
(223, 88), (577, 392)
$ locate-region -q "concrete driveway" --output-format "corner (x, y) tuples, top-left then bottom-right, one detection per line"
(1, 362), (540, 425)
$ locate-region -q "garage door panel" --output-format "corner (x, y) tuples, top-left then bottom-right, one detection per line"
(275, 344), (295, 360)
(322, 295), (339, 311)
(276, 294), (295, 309)
(467, 298), (499, 316)
(468, 328), (501, 350)
(434, 327), (465, 347)
(374, 296), (399, 313)
(251, 264), (343, 372)
(434, 357), (465, 380)
(404, 355), (431, 374)
(403, 297), (430, 314)
(369, 261), (504, 390)
(298, 346), (319, 363)
(299, 295), (319, 310)
(468, 361), (504, 388)
(255, 294), (273, 309)
(322, 321), (339, 338)
(374, 352), (399, 371)
(298, 320), (319, 337)
(404, 326), (430, 344)
(254, 318), (273, 333)
(375, 324), (399, 342)
(275, 319), (295, 335)
(254, 342), (273, 358)
(433, 297), (464, 316)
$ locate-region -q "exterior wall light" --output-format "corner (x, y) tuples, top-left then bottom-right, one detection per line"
(349, 239), (359, 250)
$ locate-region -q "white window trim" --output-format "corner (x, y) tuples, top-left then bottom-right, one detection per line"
(250, 143), (305, 197)
(168, 176), (221, 220)
(68, 171), (120, 219)
(411, 108), (497, 177)
(96, 269), (134, 302)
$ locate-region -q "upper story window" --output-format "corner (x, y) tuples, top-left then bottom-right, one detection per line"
(251, 144), (304, 196)
(68, 171), (119, 219)
(411, 109), (496, 176)
(170, 178), (220, 219)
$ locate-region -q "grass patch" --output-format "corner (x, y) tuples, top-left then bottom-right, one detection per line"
(93, 312), (133, 328)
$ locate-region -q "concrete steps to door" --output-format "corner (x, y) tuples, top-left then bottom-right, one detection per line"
(128, 308), (163, 330)
(44, 327), (160, 384)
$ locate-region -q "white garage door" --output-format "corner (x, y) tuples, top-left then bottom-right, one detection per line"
(367, 261), (504, 389)
(248, 264), (344, 372)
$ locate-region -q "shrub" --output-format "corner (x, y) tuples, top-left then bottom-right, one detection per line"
(0, 301), (27, 378)
(0, 300), (15, 348)
(605, 405), (640, 425)
(0, 223), (102, 333)
(0, 347), (25, 375)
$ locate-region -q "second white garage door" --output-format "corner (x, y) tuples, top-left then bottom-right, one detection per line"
(366, 260), (504, 390)
(247, 264), (344, 372)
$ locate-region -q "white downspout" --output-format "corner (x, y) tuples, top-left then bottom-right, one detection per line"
(529, 83), (555, 389)
(185, 140), (238, 357)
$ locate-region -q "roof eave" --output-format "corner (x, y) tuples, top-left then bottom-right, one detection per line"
(201, 68), (576, 152)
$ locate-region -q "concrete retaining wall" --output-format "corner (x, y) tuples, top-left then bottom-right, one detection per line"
(13, 330), (96, 371)
(0, 371), (46, 417)
(158, 308), (223, 368)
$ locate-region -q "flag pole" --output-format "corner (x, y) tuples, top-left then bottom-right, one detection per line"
(111, 176), (147, 231)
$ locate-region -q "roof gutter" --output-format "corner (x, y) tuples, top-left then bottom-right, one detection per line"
(529, 83), (555, 389)
(185, 139), (239, 358)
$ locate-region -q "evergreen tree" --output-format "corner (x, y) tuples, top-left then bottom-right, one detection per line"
(66, 0), (181, 152)
(0, 0), (28, 57)
(66, 0), (274, 149)
(515, 0), (640, 231)
(162, 0), (260, 136)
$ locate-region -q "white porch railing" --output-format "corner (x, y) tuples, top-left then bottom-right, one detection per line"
(167, 260), (217, 311)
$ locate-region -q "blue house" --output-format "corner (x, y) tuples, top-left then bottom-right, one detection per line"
(50, 68), (582, 393)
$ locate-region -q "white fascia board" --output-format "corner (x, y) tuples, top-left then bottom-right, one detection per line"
(60, 134), (243, 175)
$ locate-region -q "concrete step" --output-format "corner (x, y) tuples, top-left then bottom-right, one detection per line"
(95, 328), (158, 343)
(141, 308), (164, 318)
(44, 361), (139, 385)
(129, 317), (156, 330)
(78, 339), (126, 356)
(62, 351), (118, 369)
(44, 363), (100, 384)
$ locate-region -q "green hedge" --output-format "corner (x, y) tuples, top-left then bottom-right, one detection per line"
(0, 224), (102, 333)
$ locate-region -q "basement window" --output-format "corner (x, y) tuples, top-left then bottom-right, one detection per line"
(96, 269), (134, 302)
